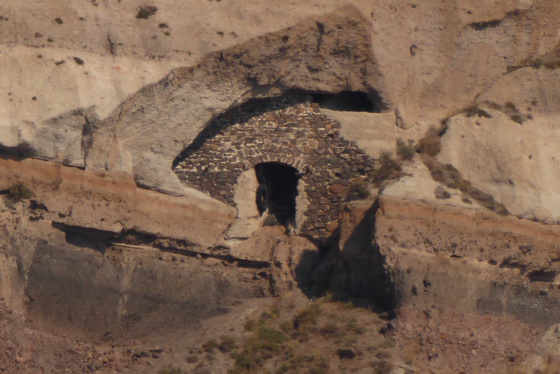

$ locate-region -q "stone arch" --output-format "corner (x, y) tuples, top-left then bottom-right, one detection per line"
(253, 162), (301, 224)
(226, 160), (308, 240)
(245, 154), (307, 174)
(86, 6), (386, 198)
(173, 93), (378, 241)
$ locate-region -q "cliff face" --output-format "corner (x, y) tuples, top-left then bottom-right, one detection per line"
(3, 1), (560, 217)
(2, 1), (560, 373)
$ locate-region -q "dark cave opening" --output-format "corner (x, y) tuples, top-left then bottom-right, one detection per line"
(254, 162), (300, 225)
(312, 91), (381, 113)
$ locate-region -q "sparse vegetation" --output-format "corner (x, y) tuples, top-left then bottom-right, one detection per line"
(244, 318), (258, 332)
(396, 139), (415, 161)
(372, 359), (393, 374)
(7, 182), (33, 202)
(371, 151), (402, 185)
(434, 186), (451, 200)
(507, 43), (560, 73)
(202, 339), (219, 352)
(230, 326), (288, 372)
(218, 335), (237, 352)
(504, 102), (517, 111)
(416, 126), (444, 157)
(463, 104), (492, 119)
(482, 101), (527, 124)
(346, 179), (371, 201)
(510, 114), (524, 124)
(159, 366), (184, 374)
(421, 156), (509, 215)
(226, 299), (391, 374)
(136, 5), (158, 19)
(378, 339), (396, 349)
(293, 303), (322, 328)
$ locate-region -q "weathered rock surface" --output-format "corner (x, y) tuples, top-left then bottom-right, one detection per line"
(3, 1), (560, 198)
(320, 109), (397, 158)
(3, 1), (560, 372)
(376, 192), (560, 326)
(439, 111), (560, 223)
(0, 157), (235, 249)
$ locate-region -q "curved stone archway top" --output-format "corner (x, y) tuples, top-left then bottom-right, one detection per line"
(81, 5), (389, 196)
(173, 96), (375, 239)
(245, 154), (307, 175)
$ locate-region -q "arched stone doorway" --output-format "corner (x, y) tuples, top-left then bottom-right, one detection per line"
(173, 94), (376, 240)
(254, 162), (300, 225)
(226, 161), (306, 240)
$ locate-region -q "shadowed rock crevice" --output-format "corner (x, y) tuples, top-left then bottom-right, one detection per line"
(311, 91), (383, 112)
(294, 199), (396, 313)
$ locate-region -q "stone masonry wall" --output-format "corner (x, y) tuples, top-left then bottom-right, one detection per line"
(173, 95), (376, 239)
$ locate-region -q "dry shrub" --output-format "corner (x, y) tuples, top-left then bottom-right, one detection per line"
(372, 151), (402, 185)
(7, 182), (33, 202)
(463, 105), (492, 118)
(231, 326), (288, 372)
(346, 180), (371, 201)
(136, 5), (158, 19)
(159, 367), (183, 374)
(421, 156), (509, 216)
(416, 126), (445, 156)
(510, 114), (525, 124)
(293, 303), (321, 328)
(504, 102), (518, 111)
(396, 139), (415, 161)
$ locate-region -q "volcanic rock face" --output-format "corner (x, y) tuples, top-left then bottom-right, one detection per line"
(2, 1), (560, 373)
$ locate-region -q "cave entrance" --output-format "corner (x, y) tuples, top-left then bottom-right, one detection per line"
(312, 91), (382, 112)
(254, 162), (300, 226)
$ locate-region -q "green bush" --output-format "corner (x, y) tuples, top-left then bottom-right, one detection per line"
(159, 367), (183, 374)
(293, 303), (322, 328)
(256, 327), (288, 351)
(7, 182), (33, 202)
(232, 326), (288, 372)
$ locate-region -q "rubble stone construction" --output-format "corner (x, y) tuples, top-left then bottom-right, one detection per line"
(173, 94), (376, 240)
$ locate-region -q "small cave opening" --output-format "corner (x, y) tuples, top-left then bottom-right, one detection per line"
(312, 91), (382, 113)
(254, 162), (300, 226)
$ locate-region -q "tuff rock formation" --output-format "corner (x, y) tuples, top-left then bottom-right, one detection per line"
(2, 1), (560, 373)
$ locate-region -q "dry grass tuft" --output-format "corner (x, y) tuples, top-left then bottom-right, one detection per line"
(396, 139), (415, 161)
(372, 151), (402, 185)
(416, 126), (445, 157)
(421, 155), (508, 216)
